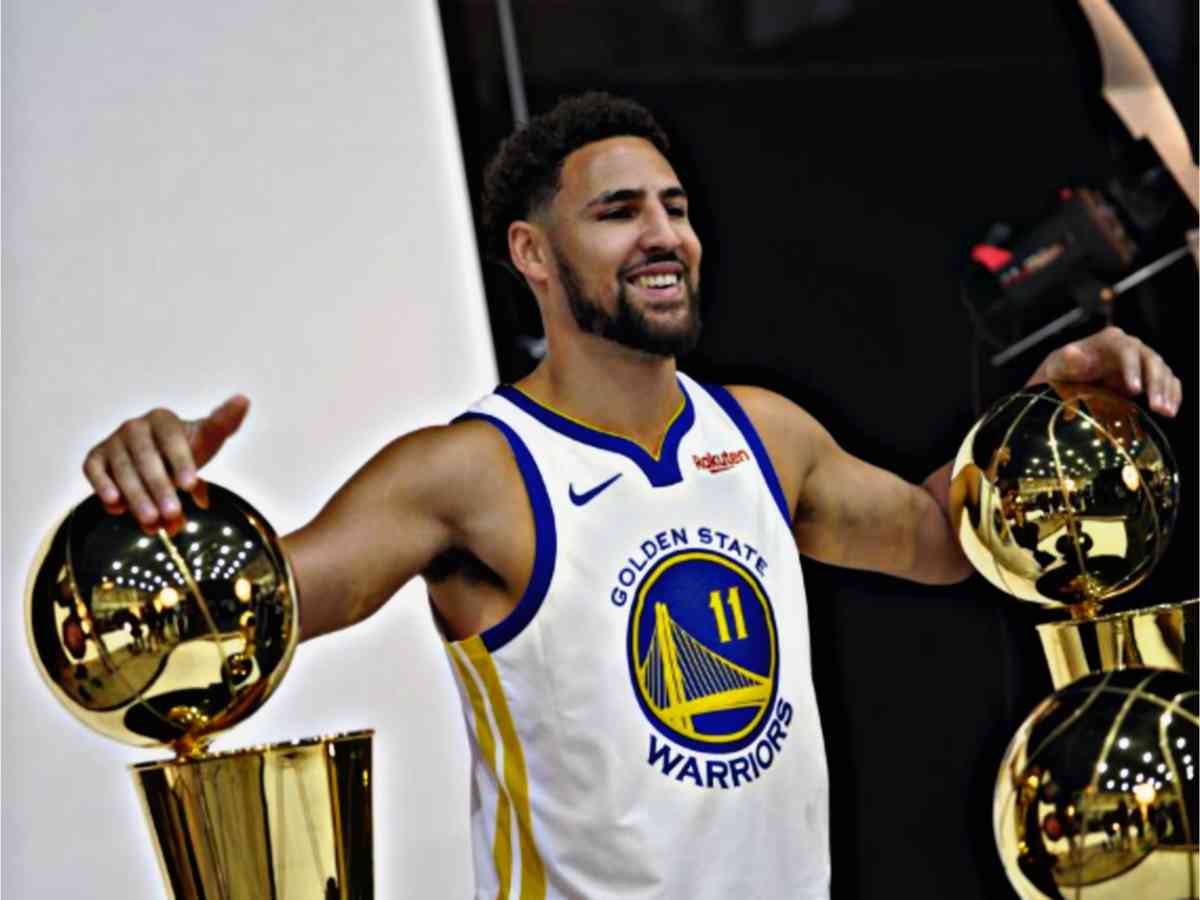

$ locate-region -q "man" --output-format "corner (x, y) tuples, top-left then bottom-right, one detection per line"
(83, 94), (1182, 898)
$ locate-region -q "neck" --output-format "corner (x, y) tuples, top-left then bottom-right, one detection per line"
(518, 330), (682, 453)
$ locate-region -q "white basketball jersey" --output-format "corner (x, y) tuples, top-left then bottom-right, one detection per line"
(444, 372), (830, 899)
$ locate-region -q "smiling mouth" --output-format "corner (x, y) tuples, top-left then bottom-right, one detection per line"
(624, 271), (686, 303)
(630, 272), (681, 290)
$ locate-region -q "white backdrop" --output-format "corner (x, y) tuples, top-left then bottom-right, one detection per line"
(2, 2), (493, 896)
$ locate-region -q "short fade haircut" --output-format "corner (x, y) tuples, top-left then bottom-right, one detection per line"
(480, 92), (670, 261)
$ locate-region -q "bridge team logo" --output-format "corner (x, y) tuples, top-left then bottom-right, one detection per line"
(627, 549), (778, 755)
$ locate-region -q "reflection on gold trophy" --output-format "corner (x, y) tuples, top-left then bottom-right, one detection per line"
(26, 483), (373, 899)
(950, 383), (1198, 899)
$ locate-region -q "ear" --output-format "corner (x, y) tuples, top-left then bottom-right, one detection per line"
(508, 220), (553, 287)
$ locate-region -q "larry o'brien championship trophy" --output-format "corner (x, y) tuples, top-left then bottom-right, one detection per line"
(950, 383), (1198, 899)
(25, 483), (374, 899)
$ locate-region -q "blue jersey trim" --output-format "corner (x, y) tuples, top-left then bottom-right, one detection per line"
(494, 380), (695, 487)
(453, 412), (557, 653)
(699, 384), (792, 528)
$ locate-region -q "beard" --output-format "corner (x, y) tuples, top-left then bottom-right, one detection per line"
(555, 250), (702, 358)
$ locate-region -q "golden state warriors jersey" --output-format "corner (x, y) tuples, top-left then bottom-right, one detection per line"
(445, 372), (830, 899)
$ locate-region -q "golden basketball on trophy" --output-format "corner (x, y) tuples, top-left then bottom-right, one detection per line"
(950, 382), (1179, 618)
(26, 483), (374, 899)
(950, 383), (1198, 900)
(995, 669), (1198, 899)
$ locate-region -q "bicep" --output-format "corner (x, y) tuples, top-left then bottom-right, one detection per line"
(793, 439), (933, 580)
(282, 427), (469, 641)
(730, 385), (957, 583)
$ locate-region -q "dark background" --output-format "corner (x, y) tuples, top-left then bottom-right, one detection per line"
(438, 2), (1198, 896)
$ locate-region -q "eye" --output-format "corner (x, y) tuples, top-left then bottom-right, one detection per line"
(667, 206), (688, 218)
(598, 207), (635, 220)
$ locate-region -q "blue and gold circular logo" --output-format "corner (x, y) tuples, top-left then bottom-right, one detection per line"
(626, 549), (778, 754)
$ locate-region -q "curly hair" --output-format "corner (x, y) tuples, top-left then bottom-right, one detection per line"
(480, 92), (670, 261)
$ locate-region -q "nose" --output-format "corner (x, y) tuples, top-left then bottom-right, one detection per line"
(638, 203), (683, 254)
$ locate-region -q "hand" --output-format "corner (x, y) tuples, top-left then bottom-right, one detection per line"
(82, 395), (250, 531)
(1027, 326), (1182, 416)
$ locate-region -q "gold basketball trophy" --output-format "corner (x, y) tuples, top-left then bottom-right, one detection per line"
(26, 483), (374, 899)
(950, 383), (1198, 899)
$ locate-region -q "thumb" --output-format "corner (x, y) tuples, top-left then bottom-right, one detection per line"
(189, 394), (250, 466)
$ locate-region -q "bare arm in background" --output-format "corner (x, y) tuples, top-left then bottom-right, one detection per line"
(736, 326), (1181, 582)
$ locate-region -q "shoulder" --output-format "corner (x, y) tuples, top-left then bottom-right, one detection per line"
(722, 386), (836, 519)
(381, 411), (519, 459)
(401, 416), (519, 467)
(724, 386), (832, 453)
(356, 417), (524, 517)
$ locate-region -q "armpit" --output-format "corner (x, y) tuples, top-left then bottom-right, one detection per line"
(423, 546), (507, 589)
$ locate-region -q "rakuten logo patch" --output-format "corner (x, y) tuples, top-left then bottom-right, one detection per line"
(692, 449), (749, 474)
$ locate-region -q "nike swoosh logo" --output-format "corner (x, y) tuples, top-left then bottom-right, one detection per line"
(569, 473), (623, 506)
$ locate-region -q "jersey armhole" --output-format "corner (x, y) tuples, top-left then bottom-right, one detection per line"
(697, 384), (793, 528)
(452, 412), (557, 652)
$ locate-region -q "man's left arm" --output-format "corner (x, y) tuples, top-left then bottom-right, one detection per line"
(733, 326), (1182, 585)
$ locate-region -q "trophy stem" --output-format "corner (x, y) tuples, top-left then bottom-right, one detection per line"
(1036, 599), (1198, 690)
(131, 730), (374, 900)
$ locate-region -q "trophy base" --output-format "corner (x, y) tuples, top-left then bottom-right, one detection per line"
(131, 730), (374, 900)
(1037, 599), (1198, 690)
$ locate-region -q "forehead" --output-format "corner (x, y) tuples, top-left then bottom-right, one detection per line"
(557, 136), (680, 203)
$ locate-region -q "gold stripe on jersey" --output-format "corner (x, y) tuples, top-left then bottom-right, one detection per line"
(463, 636), (547, 900)
(448, 643), (514, 897)
(511, 385), (685, 460)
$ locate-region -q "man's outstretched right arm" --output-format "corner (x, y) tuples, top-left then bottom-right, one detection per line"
(281, 422), (515, 640)
(82, 399), (517, 642)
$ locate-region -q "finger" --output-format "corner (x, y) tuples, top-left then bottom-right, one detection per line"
(191, 478), (210, 510)
(103, 498), (130, 516)
(83, 448), (123, 508)
(190, 394), (250, 466)
(1144, 353), (1172, 414)
(147, 408), (199, 491)
(160, 514), (185, 537)
(106, 442), (159, 527)
(1115, 339), (1143, 395)
(1163, 375), (1182, 416)
(121, 419), (182, 523)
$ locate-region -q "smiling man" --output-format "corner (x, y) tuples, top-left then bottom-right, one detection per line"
(83, 93), (1183, 898)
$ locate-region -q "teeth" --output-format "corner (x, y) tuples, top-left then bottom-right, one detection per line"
(636, 273), (680, 289)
